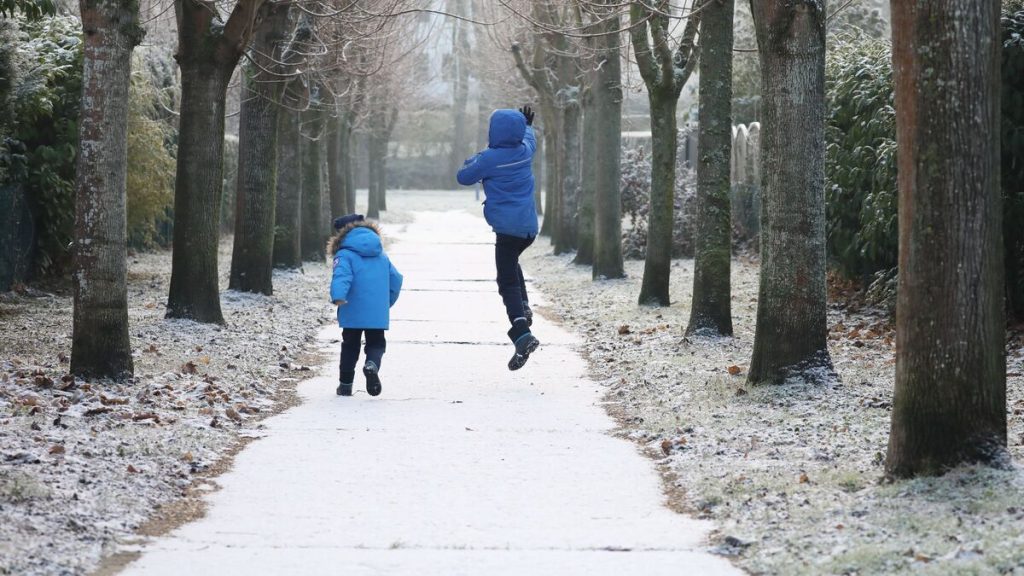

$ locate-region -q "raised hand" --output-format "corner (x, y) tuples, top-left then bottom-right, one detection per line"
(519, 105), (535, 126)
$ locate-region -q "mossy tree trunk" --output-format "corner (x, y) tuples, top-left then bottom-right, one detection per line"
(71, 0), (144, 379)
(885, 0), (1006, 478)
(166, 0), (274, 323)
(273, 105), (303, 269)
(300, 102), (325, 261)
(629, 0), (700, 306)
(686, 0), (735, 337)
(591, 5), (624, 281)
(746, 0), (833, 384)
(228, 5), (291, 295)
(574, 86), (596, 266)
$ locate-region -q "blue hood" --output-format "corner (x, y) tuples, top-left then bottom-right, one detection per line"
(488, 109), (526, 148)
(341, 227), (382, 257)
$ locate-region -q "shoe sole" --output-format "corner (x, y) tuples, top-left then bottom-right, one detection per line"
(364, 368), (382, 397)
(336, 384), (353, 397)
(508, 338), (540, 371)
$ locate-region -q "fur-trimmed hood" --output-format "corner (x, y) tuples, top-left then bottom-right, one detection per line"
(327, 220), (382, 256)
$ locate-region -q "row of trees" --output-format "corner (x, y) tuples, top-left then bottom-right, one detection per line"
(62, 0), (426, 378)
(505, 0), (1013, 479)
(12, 0), (1017, 480)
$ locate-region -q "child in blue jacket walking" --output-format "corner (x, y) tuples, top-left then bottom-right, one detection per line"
(328, 214), (403, 396)
(456, 106), (540, 371)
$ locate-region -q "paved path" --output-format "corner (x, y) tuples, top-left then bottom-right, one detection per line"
(120, 211), (740, 576)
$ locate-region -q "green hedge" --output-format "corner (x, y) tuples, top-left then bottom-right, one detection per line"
(824, 2), (1024, 319)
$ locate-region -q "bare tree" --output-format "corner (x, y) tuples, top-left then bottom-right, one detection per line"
(686, 0), (734, 337)
(166, 0), (278, 323)
(301, 87), (327, 261)
(71, 0), (145, 378)
(629, 0), (700, 306)
(885, 0), (1006, 477)
(229, 5), (294, 295)
(746, 0), (833, 384)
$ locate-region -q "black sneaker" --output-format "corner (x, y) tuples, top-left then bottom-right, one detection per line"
(337, 370), (354, 396)
(363, 361), (382, 396)
(523, 302), (534, 327)
(507, 320), (540, 371)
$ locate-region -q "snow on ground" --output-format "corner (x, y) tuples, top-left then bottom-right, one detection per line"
(523, 249), (1024, 576)
(0, 240), (331, 575)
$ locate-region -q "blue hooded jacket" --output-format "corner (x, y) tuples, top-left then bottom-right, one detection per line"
(456, 109), (538, 238)
(329, 223), (403, 330)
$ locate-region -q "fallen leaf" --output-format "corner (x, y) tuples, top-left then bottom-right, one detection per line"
(182, 451), (193, 462)
(84, 407), (112, 417)
(48, 445), (65, 455)
(132, 412), (160, 423)
(727, 365), (742, 376)
(225, 407), (242, 422)
(735, 387), (748, 396)
(617, 325), (632, 335)
(660, 439), (672, 455)
(127, 464), (139, 474)
(799, 473), (810, 484)
(181, 361), (198, 374)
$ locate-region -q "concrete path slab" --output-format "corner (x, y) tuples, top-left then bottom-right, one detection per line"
(118, 210), (741, 576)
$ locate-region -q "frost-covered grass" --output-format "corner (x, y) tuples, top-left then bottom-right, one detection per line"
(524, 249), (1024, 576)
(0, 239), (330, 575)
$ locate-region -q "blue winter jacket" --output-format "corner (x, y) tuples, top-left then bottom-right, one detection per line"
(456, 109), (538, 238)
(329, 224), (403, 330)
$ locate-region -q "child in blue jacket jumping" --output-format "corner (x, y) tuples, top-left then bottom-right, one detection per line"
(328, 214), (403, 396)
(456, 106), (540, 371)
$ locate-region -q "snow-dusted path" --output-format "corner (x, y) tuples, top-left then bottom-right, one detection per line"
(119, 211), (740, 576)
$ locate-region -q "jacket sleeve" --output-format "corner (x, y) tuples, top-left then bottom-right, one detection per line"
(456, 152), (488, 185)
(388, 261), (403, 307)
(330, 251), (353, 302)
(523, 126), (537, 155)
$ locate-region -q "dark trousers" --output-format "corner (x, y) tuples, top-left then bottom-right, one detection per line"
(340, 328), (386, 377)
(495, 233), (534, 324)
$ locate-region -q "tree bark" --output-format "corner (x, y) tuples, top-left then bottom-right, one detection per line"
(167, 0), (273, 323)
(326, 111), (348, 217)
(273, 106), (303, 268)
(746, 0), (833, 383)
(885, 0), (1006, 477)
(591, 8), (624, 281)
(301, 104), (325, 261)
(554, 97), (581, 255)
(574, 87), (596, 266)
(71, 0), (143, 378)
(629, 0), (700, 306)
(638, 92), (678, 305)
(228, 6), (291, 295)
(686, 0), (735, 337)
(447, 0), (471, 178)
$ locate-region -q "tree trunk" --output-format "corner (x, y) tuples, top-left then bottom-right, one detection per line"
(71, 0), (143, 378)
(686, 0), (735, 337)
(574, 89), (596, 266)
(273, 107), (302, 268)
(746, 1), (833, 383)
(367, 131), (382, 219)
(638, 92), (677, 306)
(300, 106), (325, 261)
(540, 109), (561, 237)
(342, 115), (356, 215)
(554, 100), (581, 255)
(228, 6), (290, 295)
(326, 111), (348, 217)
(166, 59), (233, 323)
(885, 0), (1006, 477)
(448, 0), (471, 179)
(591, 12), (624, 281)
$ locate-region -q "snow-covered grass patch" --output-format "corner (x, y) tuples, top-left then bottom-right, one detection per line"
(524, 248), (1024, 575)
(0, 239), (330, 575)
